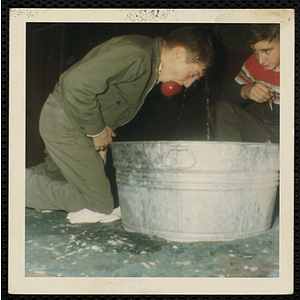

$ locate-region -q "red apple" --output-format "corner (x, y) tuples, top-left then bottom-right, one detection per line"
(160, 81), (182, 98)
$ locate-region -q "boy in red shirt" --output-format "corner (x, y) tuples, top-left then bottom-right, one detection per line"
(211, 24), (280, 143)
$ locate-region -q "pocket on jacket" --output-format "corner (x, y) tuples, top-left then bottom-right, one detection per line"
(44, 94), (64, 113)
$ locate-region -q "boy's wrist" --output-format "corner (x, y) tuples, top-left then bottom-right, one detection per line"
(240, 85), (249, 99)
(87, 127), (107, 138)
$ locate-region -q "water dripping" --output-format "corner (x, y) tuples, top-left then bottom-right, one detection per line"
(177, 88), (187, 138)
(205, 78), (210, 141)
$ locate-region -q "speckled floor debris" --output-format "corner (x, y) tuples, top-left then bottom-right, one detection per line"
(25, 205), (279, 278)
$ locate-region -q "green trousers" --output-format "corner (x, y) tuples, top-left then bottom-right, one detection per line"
(210, 100), (279, 143)
(26, 94), (114, 213)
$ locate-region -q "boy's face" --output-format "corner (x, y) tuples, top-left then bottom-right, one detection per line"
(159, 47), (206, 88)
(251, 38), (280, 71)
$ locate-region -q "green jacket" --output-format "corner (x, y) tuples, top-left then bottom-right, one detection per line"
(52, 35), (163, 136)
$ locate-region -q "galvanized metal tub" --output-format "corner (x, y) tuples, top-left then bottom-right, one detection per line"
(110, 141), (279, 242)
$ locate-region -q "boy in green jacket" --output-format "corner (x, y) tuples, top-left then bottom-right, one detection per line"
(26, 27), (214, 214)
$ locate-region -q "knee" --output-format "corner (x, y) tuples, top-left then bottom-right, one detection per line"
(212, 99), (236, 117)
(211, 99), (235, 123)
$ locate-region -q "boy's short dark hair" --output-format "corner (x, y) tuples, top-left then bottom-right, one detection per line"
(164, 26), (214, 69)
(247, 24), (280, 46)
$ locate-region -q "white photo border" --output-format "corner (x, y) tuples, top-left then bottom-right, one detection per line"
(9, 8), (294, 295)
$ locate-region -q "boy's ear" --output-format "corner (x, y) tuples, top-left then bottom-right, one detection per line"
(172, 46), (186, 61)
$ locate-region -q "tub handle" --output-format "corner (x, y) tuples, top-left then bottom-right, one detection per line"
(163, 146), (196, 169)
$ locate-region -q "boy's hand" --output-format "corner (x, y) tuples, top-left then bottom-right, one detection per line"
(92, 126), (116, 164)
(241, 83), (274, 103)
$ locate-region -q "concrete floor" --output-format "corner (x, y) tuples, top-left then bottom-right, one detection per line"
(25, 204), (279, 278)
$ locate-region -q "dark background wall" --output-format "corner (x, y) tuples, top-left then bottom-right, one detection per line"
(26, 23), (253, 168)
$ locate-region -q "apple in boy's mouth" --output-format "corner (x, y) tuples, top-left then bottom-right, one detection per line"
(160, 81), (182, 98)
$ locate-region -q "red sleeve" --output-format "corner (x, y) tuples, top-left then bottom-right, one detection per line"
(235, 54), (279, 90)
